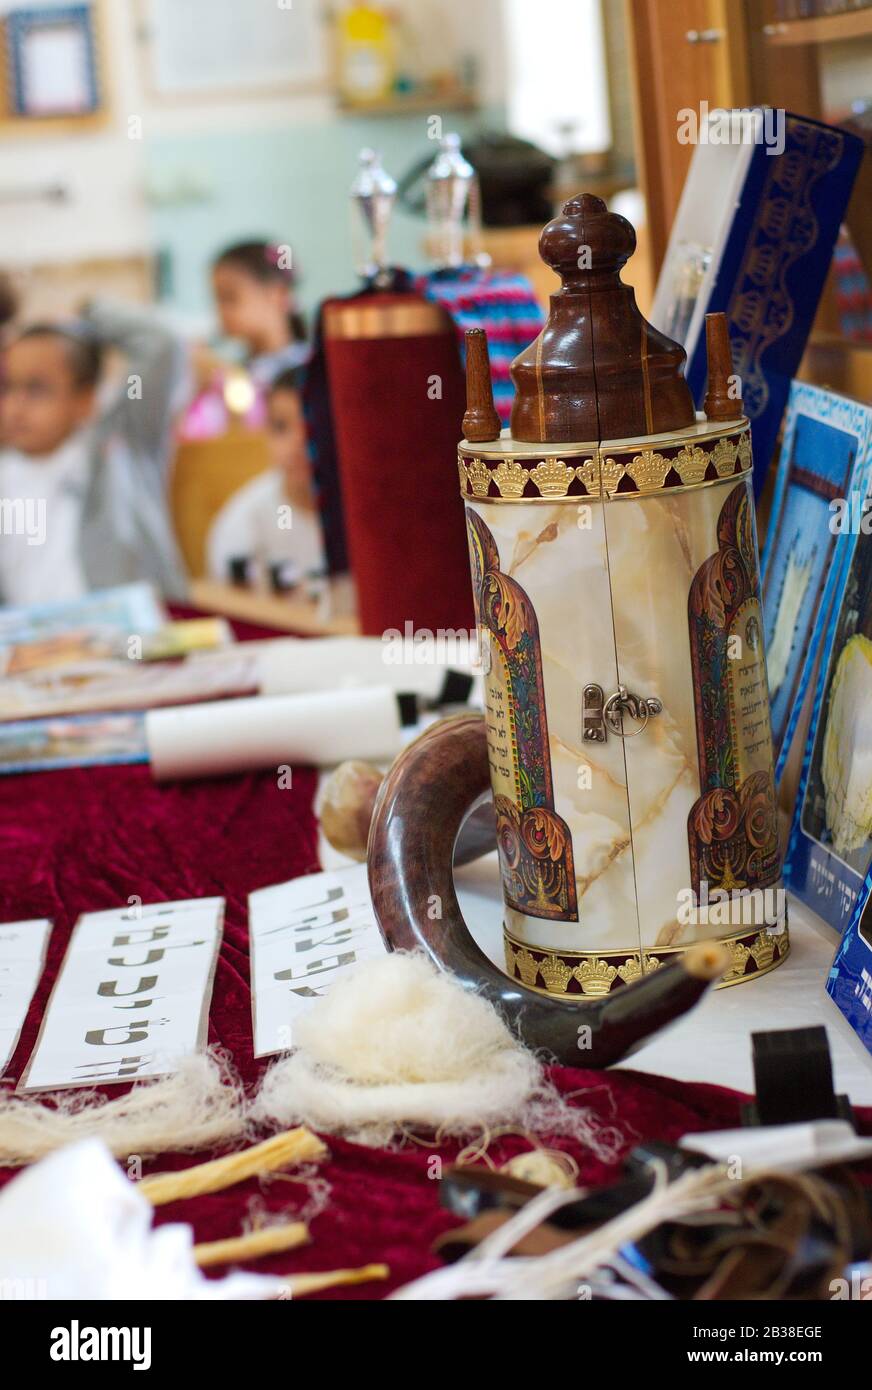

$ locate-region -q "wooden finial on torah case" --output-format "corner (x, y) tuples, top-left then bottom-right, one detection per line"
(703, 311), (744, 420)
(463, 328), (502, 442)
(510, 193), (695, 443)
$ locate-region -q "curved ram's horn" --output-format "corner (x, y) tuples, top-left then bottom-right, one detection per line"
(367, 713), (729, 1069)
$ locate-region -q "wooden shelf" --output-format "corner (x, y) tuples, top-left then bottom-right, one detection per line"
(190, 579), (359, 637)
(336, 89), (478, 118)
(799, 332), (872, 401)
(764, 9), (872, 46)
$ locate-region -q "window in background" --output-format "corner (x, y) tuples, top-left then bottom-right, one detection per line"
(502, 0), (611, 159)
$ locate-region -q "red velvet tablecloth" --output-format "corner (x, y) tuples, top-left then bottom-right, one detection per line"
(1, 617), (869, 1299)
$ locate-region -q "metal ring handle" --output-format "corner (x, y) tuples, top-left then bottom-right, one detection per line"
(603, 689), (650, 738)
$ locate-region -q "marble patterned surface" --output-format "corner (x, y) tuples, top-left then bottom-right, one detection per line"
(468, 472), (778, 958)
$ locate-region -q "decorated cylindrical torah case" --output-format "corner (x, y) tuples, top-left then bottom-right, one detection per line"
(459, 196), (787, 996)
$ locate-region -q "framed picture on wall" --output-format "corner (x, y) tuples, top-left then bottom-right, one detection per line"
(5, 4), (100, 117)
(139, 0), (327, 101)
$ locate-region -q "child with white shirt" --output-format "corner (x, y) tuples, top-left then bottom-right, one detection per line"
(0, 328), (98, 602)
(207, 367), (325, 591)
(0, 305), (188, 606)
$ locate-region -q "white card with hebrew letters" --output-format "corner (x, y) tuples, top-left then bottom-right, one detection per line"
(0, 918), (51, 1075)
(19, 898), (223, 1092)
(250, 864), (387, 1057)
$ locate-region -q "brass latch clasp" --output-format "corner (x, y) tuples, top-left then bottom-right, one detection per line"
(583, 684), (662, 742)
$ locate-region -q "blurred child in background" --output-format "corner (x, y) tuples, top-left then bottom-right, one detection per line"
(183, 239), (309, 441)
(0, 302), (188, 605)
(207, 366), (324, 590)
(213, 240), (308, 383)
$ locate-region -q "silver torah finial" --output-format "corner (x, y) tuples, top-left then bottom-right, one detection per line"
(350, 148), (397, 286)
(425, 132), (486, 270)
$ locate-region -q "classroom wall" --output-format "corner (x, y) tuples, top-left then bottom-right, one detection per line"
(0, 0), (148, 266)
(144, 111), (491, 324)
(0, 0), (508, 322)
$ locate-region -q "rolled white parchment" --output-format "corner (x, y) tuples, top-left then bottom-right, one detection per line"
(256, 636), (475, 701)
(146, 685), (403, 782)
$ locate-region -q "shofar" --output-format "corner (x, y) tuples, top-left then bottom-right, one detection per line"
(367, 713), (728, 1068)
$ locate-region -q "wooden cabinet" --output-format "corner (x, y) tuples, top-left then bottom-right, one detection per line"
(624, 0), (871, 394)
(625, 0), (752, 270)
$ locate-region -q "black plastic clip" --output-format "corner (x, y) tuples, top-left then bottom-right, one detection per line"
(742, 1025), (856, 1129)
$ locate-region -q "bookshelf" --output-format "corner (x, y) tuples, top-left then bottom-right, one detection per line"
(625, 0), (872, 400)
(764, 9), (872, 45)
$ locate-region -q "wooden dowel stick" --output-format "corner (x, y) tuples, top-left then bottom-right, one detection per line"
(283, 1264), (390, 1297)
(139, 1127), (327, 1206)
(194, 1221), (310, 1268)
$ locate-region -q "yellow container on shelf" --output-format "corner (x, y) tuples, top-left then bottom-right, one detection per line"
(335, 4), (396, 107)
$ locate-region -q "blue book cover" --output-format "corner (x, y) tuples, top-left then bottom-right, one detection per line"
(684, 113), (864, 496)
(760, 383), (872, 777)
(0, 712), (148, 775)
(784, 408), (872, 932)
(828, 873), (872, 1056)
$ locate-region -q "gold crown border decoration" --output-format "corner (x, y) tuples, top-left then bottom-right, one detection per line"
(504, 922), (789, 996)
(459, 428), (751, 503)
